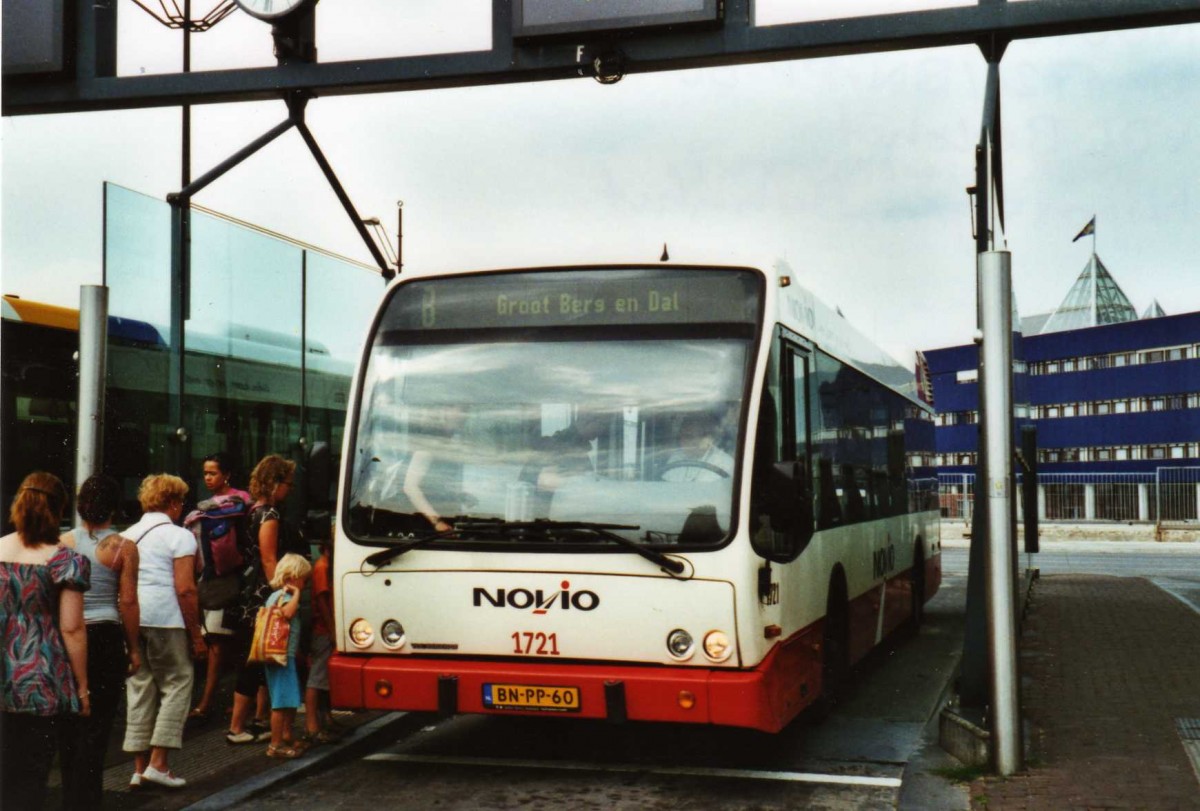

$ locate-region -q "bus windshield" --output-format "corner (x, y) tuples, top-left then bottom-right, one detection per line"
(345, 268), (762, 549)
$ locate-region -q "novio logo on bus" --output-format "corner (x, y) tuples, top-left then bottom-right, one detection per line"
(473, 580), (600, 613)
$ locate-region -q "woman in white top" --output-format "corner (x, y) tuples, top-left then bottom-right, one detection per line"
(59, 474), (141, 808)
(121, 474), (205, 790)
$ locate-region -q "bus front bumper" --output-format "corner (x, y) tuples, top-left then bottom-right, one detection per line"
(329, 637), (822, 733)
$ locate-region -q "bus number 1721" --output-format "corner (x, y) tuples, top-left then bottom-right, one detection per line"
(512, 632), (560, 656)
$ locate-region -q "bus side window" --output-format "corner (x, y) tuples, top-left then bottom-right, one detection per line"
(842, 464), (866, 524)
(817, 457), (841, 529)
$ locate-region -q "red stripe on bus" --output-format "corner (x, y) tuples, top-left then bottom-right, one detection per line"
(329, 624), (826, 733)
(329, 552), (940, 734)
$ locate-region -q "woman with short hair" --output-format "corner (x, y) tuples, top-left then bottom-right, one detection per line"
(0, 472), (90, 810)
(59, 474), (141, 808)
(122, 473), (205, 789)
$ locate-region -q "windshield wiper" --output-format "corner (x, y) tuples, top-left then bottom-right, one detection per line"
(360, 517), (687, 576)
(458, 519), (686, 576)
(361, 526), (463, 568)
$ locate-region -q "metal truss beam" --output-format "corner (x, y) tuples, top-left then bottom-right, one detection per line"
(4, 0), (1200, 116)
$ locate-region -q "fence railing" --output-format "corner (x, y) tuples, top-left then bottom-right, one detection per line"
(937, 469), (1200, 531)
(1156, 466), (1200, 532)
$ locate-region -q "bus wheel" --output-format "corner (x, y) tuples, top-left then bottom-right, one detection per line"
(813, 574), (850, 720)
(909, 541), (926, 632)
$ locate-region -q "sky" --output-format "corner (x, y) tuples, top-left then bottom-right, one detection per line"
(2, 1), (1198, 365)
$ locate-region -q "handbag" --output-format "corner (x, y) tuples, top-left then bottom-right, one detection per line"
(198, 572), (241, 611)
(247, 601), (291, 666)
(232, 506), (274, 625)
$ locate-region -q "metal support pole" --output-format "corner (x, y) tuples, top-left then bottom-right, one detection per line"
(168, 117), (297, 204)
(168, 203), (187, 475)
(75, 285), (109, 524)
(1021, 425), (1039, 554)
(396, 201), (404, 275)
(293, 114), (393, 279)
(979, 249), (1021, 776)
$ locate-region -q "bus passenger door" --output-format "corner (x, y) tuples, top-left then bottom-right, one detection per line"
(751, 339), (814, 562)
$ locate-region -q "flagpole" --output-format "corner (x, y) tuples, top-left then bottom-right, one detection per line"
(1092, 214), (1097, 256)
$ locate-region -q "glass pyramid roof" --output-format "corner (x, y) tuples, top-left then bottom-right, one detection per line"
(1141, 299), (1166, 319)
(1039, 254), (1137, 334)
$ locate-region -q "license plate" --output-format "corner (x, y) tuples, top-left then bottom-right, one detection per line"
(482, 683), (581, 712)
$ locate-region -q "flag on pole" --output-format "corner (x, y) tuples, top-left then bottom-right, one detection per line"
(1072, 216), (1096, 243)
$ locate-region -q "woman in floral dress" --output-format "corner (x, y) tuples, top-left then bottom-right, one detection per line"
(0, 471), (91, 810)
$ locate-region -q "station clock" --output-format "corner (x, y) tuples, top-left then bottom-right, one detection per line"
(234, 0), (312, 22)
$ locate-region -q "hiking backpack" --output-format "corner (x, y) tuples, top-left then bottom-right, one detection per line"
(185, 493), (250, 578)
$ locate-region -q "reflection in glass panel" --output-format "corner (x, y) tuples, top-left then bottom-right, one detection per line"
(184, 210), (304, 495)
(99, 186), (390, 524)
(348, 268), (760, 547)
(349, 338), (750, 545)
(104, 184), (171, 327)
(305, 251), (383, 516)
(103, 184), (173, 519)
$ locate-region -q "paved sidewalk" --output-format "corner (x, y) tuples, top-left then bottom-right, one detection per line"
(42, 706), (412, 810)
(39, 655), (420, 811)
(969, 574), (1200, 810)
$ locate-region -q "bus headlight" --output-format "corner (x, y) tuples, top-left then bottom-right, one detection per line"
(380, 620), (406, 649)
(666, 629), (695, 660)
(703, 630), (732, 662)
(349, 618), (375, 648)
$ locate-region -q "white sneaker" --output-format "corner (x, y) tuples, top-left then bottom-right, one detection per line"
(140, 765), (186, 789)
(129, 772), (142, 789)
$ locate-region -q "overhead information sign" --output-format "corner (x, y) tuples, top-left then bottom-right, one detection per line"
(514, 0), (720, 39)
(5, 1), (1200, 115)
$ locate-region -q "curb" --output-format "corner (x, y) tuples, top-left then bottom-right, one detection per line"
(896, 624), (968, 810)
(181, 711), (423, 810)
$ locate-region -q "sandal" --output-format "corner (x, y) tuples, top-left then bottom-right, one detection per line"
(226, 730), (256, 745)
(266, 744), (301, 759)
(302, 729), (341, 745)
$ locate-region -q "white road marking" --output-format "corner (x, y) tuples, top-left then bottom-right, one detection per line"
(1176, 719), (1200, 786)
(1151, 578), (1200, 616)
(363, 752), (902, 788)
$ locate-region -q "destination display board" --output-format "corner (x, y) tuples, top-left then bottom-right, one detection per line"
(380, 268), (762, 332)
(513, 0), (720, 39)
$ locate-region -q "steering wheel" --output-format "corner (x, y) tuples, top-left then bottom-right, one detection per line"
(658, 460), (730, 480)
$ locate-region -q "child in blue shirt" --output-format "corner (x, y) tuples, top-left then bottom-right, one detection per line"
(263, 553), (312, 758)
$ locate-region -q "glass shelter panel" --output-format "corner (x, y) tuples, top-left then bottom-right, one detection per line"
(184, 211), (305, 495)
(103, 184), (174, 519)
(304, 252), (382, 520)
(103, 184), (383, 522)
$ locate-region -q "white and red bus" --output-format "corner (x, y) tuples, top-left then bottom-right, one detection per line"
(328, 262), (940, 733)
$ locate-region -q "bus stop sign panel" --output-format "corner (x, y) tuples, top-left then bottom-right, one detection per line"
(514, 0), (721, 40)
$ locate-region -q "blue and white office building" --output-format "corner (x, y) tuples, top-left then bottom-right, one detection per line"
(924, 253), (1200, 523)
